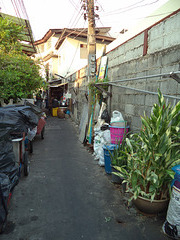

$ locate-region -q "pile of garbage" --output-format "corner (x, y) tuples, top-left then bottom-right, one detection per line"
(93, 102), (126, 166)
(0, 103), (42, 231)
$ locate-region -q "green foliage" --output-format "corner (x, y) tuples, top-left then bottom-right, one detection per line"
(0, 17), (23, 53)
(88, 76), (109, 105)
(113, 90), (180, 201)
(0, 17), (43, 102)
(109, 129), (129, 167)
(0, 53), (43, 101)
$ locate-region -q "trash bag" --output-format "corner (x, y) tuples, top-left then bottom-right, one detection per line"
(0, 173), (11, 233)
(163, 182), (180, 239)
(110, 110), (126, 127)
(93, 134), (101, 160)
(27, 127), (37, 141)
(93, 130), (111, 165)
(101, 123), (109, 131)
(101, 109), (110, 123)
(0, 130), (19, 189)
(94, 102), (107, 131)
(0, 105), (39, 135)
(102, 130), (111, 144)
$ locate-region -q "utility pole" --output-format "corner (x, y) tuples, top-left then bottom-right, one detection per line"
(87, 0), (96, 121)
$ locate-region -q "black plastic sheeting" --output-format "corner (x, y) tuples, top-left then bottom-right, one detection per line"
(0, 104), (41, 229)
(0, 105), (40, 134)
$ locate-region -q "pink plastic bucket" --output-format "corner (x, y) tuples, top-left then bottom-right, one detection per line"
(109, 126), (129, 144)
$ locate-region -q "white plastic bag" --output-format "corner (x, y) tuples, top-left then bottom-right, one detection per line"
(110, 110), (126, 127)
(27, 127), (37, 141)
(167, 185), (180, 236)
(112, 110), (124, 120)
(163, 185), (180, 238)
(102, 130), (111, 145)
(94, 102), (107, 131)
(93, 134), (101, 160)
(111, 110), (124, 122)
(98, 143), (105, 166)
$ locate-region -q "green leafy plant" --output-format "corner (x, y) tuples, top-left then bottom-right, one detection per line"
(113, 90), (180, 201)
(0, 53), (43, 102)
(0, 17), (23, 53)
(0, 17), (43, 103)
(109, 130), (129, 167)
(88, 76), (109, 105)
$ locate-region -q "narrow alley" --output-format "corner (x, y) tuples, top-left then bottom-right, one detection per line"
(1, 117), (168, 240)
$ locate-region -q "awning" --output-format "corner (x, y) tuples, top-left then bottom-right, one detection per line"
(49, 82), (68, 88)
(0, 13), (36, 56)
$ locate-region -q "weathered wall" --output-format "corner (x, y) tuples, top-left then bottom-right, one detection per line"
(69, 10), (180, 131)
(68, 66), (88, 124)
(106, 10), (180, 131)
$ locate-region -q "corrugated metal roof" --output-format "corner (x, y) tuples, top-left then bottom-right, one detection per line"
(0, 13), (36, 56)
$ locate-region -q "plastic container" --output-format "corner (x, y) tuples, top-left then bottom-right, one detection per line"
(171, 165), (180, 187)
(52, 107), (59, 117)
(103, 144), (117, 174)
(109, 126), (129, 144)
(110, 120), (127, 127)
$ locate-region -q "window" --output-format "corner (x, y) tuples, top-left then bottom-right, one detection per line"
(80, 44), (87, 59)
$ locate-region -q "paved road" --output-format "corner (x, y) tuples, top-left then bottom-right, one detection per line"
(1, 117), (168, 240)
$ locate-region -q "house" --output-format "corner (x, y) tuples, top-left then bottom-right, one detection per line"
(34, 27), (115, 80)
(33, 27), (115, 104)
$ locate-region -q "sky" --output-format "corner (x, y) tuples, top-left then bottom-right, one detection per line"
(0, 0), (170, 41)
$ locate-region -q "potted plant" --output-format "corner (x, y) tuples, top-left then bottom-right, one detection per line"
(113, 90), (180, 214)
(109, 132), (129, 185)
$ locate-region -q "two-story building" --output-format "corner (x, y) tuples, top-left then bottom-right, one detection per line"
(34, 27), (115, 79)
(34, 27), (115, 105)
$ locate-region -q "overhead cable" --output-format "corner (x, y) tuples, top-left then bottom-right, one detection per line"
(103, 0), (160, 16)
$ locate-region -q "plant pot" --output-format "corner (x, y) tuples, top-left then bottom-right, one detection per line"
(122, 182), (127, 193)
(111, 166), (123, 184)
(133, 196), (169, 215)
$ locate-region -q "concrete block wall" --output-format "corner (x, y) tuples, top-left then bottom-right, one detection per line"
(69, 10), (180, 131)
(68, 68), (88, 125)
(148, 11), (180, 54)
(106, 11), (180, 131)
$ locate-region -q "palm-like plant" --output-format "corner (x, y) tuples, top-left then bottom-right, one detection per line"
(114, 90), (180, 201)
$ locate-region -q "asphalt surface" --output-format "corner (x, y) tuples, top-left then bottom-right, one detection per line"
(1, 116), (169, 240)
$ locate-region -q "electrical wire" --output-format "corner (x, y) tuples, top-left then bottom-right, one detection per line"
(68, 1), (84, 28)
(69, 0), (79, 11)
(103, 0), (160, 16)
(97, 9), (174, 29)
(64, 21), (87, 77)
(10, 0), (23, 25)
(95, 18), (113, 38)
(101, 0), (145, 15)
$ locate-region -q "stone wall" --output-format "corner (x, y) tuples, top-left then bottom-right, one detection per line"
(69, 10), (180, 131)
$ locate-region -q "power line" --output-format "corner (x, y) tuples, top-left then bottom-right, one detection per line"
(69, 0), (79, 11)
(10, 0), (22, 24)
(64, 21), (87, 77)
(95, 18), (113, 38)
(103, 0), (160, 16)
(101, 0), (145, 15)
(68, 0), (85, 29)
(98, 10), (174, 26)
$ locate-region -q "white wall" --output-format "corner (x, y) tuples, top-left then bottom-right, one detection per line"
(57, 37), (109, 77)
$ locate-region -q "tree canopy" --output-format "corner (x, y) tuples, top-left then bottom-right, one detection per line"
(0, 17), (43, 103)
